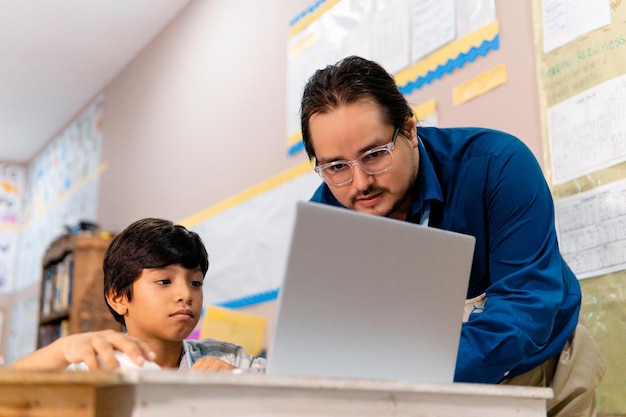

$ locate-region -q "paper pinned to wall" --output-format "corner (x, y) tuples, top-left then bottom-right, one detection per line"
(542, 0), (611, 53)
(410, 0), (456, 62)
(200, 306), (266, 356)
(555, 178), (626, 279)
(546, 74), (626, 185)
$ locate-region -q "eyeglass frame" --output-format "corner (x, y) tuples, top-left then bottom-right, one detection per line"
(314, 127), (401, 187)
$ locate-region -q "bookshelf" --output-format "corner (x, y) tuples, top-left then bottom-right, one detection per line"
(37, 233), (121, 348)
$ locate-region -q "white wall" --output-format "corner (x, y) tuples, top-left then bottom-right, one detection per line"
(98, 0), (313, 231)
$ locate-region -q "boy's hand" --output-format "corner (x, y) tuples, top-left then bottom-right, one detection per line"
(61, 330), (157, 370)
(189, 356), (237, 371)
(10, 329), (156, 370)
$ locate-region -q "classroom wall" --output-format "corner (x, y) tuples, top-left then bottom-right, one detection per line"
(97, 1), (544, 233)
(91, 0), (545, 351)
(97, 0), (312, 232)
(2, 1), (622, 412)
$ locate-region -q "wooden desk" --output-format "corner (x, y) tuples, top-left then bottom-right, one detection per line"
(0, 370), (552, 417)
(0, 370), (134, 417)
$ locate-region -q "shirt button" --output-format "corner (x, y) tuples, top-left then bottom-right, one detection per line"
(504, 371), (510, 377)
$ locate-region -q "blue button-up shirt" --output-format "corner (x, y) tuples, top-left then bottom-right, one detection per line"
(310, 126), (580, 384)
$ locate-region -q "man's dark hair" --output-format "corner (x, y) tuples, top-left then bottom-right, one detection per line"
(103, 218), (209, 326)
(300, 55), (414, 160)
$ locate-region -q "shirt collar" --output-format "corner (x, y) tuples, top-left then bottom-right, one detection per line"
(406, 135), (443, 224)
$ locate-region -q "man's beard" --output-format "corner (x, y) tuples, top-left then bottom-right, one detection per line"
(350, 175), (417, 220)
(384, 174), (417, 219)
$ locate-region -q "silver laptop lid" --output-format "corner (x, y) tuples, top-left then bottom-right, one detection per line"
(266, 201), (475, 383)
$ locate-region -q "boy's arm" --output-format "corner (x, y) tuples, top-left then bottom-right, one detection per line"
(9, 330), (156, 370)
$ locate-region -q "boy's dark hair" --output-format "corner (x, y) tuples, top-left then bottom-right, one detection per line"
(300, 55), (414, 161)
(103, 218), (209, 326)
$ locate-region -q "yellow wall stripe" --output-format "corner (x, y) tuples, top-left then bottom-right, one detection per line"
(180, 160), (315, 227)
(286, 130), (303, 147)
(289, 0), (341, 38)
(412, 99), (437, 120)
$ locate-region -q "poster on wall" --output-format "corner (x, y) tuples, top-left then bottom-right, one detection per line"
(546, 74), (626, 185)
(532, 1), (626, 412)
(532, 0), (626, 280)
(286, 0), (411, 142)
(0, 163), (25, 293)
(410, 0), (456, 62)
(189, 170), (321, 307)
(0, 163), (24, 226)
(554, 178), (626, 279)
(541, 0), (611, 53)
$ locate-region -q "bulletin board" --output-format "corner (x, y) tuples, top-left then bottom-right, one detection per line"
(531, 0), (626, 413)
(285, 0), (510, 157)
(0, 163), (23, 294)
(285, 0), (547, 168)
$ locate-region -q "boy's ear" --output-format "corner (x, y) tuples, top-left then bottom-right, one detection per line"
(106, 291), (128, 315)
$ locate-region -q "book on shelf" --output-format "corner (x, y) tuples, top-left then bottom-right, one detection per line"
(38, 319), (70, 347)
(40, 253), (74, 317)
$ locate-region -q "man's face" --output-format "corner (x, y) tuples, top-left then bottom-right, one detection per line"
(309, 100), (419, 220)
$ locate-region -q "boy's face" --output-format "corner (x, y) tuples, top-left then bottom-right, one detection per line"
(114, 264), (204, 343)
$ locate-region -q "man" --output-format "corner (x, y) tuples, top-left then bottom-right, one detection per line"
(301, 55), (604, 416)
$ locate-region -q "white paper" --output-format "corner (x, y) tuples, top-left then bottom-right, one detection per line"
(547, 74), (626, 185)
(542, 0), (611, 53)
(555, 179), (626, 279)
(370, 0), (411, 74)
(410, 0), (456, 62)
(194, 172), (322, 305)
(286, 0), (370, 138)
(456, 0), (496, 38)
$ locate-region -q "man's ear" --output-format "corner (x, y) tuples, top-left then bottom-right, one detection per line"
(106, 291), (128, 316)
(404, 117), (418, 148)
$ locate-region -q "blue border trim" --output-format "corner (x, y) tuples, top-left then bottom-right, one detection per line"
(287, 140), (305, 157)
(289, 0), (328, 27)
(217, 288), (280, 309)
(398, 35), (500, 95)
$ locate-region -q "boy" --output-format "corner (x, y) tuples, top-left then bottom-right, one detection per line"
(11, 218), (265, 371)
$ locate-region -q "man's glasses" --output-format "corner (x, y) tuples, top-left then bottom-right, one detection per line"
(314, 127), (400, 187)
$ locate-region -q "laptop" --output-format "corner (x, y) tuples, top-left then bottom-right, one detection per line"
(266, 201), (475, 383)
